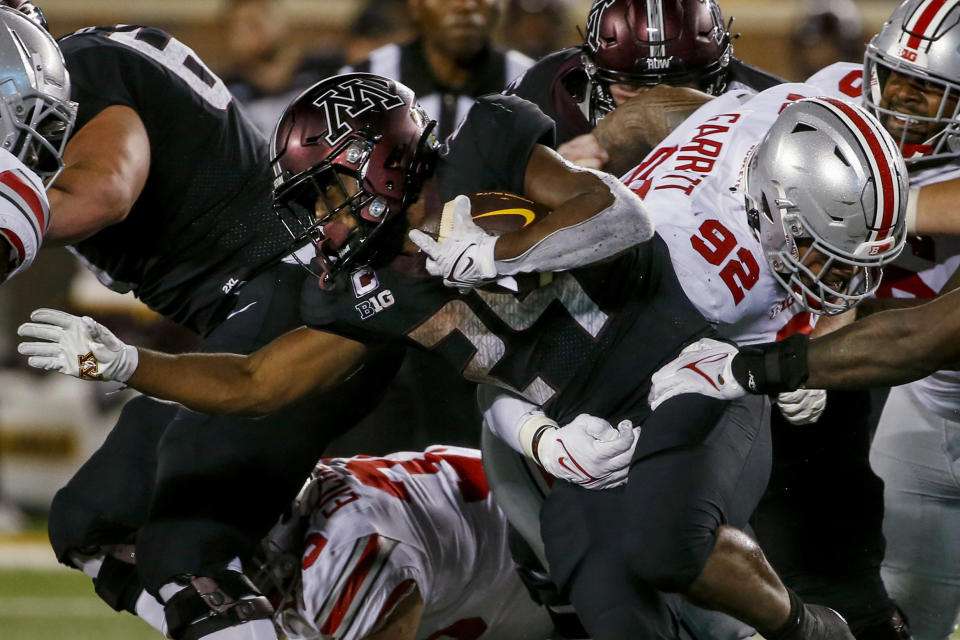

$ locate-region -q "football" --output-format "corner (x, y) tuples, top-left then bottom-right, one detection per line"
(437, 191), (552, 293)
(437, 191), (551, 239)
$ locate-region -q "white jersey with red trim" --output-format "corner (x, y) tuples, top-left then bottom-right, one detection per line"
(0, 149), (48, 282)
(807, 61), (960, 418)
(622, 83), (824, 345)
(269, 446), (551, 640)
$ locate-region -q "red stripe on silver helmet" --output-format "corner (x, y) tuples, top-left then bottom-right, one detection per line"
(906, 0), (953, 50)
(817, 97), (900, 243)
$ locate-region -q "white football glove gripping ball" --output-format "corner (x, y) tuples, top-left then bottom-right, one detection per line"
(535, 414), (638, 490)
(776, 388), (827, 425)
(17, 308), (139, 383)
(648, 338), (745, 410)
(408, 194), (498, 290)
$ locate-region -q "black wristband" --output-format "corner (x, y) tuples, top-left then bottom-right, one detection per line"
(731, 333), (810, 394)
(530, 424), (556, 467)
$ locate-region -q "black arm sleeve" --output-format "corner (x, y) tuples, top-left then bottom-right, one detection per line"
(731, 333), (810, 394)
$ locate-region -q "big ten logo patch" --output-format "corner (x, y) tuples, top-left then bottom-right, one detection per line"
(356, 290), (395, 320)
(351, 266), (395, 319)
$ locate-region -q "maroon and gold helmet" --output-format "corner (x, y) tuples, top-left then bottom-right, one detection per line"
(270, 73), (438, 282)
(582, 0), (732, 122)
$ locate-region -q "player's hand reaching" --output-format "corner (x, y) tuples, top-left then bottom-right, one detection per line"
(535, 414), (638, 489)
(556, 133), (609, 170)
(17, 308), (139, 382)
(648, 338), (745, 410)
(776, 388), (827, 425)
(408, 194), (498, 289)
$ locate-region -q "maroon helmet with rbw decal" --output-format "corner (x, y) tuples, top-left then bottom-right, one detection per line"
(270, 72), (439, 282)
(581, 0), (732, 123)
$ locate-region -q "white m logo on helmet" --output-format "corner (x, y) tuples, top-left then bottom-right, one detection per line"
(312, 78), (405, 146)
(584, 0), (617, 52)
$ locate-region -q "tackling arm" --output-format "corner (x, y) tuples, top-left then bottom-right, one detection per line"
(45, 105), (150, 245)
(592, 85), (714, 176)
(803, 288), (960, 389)
(477, 384), (638, 489)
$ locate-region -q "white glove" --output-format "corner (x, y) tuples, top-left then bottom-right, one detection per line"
(649, 338), (745, 410)
(535, 414), (638, 489)
(776, 388), (827, 425)
(408, 194), (498, 289)
(17, 308), (139, 382)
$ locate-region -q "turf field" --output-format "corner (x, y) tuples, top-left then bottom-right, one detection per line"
(0, 527), (152, 638)
(1, 535), (957, 640)
(0, 566), (156, 639)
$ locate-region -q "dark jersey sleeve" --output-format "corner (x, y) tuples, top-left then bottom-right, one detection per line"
(506, 48), (593, 146)
(57, 27), (287, 336)
(58, 38), (138, 131)
(437, 94), (555, 201)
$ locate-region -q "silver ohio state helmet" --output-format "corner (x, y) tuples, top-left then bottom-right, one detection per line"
(0, 7), (76, 185)
(745, 98), (908, 315)
(864, 0), (960, 164)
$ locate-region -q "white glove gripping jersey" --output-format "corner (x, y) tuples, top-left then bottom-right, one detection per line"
(0, 150), (48, 282)
(807, 61), (960, 418)
(268, 446), (552, 640)
(622, 84), (825, 345)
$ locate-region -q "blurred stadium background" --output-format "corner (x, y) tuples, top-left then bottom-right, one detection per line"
(0, 0), (943, 638)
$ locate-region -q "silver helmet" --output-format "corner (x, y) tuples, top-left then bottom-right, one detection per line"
(0, 7), (75, 185)
(0, 1), (47, 31)
(745, 97), (908, 315)
(864, 0), (960, 164)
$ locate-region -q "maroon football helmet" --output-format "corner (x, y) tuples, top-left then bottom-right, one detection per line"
(581, 0), (732, 123)
(270, 73), (439, 282)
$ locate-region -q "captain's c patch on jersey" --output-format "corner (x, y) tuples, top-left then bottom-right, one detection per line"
(351, 266), (380, 298)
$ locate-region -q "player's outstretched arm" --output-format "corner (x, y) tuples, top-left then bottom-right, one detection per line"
(45, 105), (150, 245)
(649, 291), (960, 408)
(18, 309), (368, 416)
(802, 288), (960, 389)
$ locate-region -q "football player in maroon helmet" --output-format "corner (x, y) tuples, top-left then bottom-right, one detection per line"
(21, 74), (861, 640)
(508, 0), (783, 173)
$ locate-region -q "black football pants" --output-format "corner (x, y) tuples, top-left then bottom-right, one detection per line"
(540, 393), (772, 640)
(751, 390), (898, 638)
(48, 262), (402, 594)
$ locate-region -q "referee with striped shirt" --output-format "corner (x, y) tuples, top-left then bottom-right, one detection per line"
(340, 0), (532, 141)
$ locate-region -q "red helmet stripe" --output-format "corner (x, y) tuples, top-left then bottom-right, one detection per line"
(906, 0), (952, 50)
(820, 98), (898, 243)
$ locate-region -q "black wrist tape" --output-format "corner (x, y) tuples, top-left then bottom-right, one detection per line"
(531, 424), (556, 467)
(731, 333), (810, 394)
